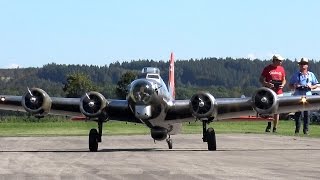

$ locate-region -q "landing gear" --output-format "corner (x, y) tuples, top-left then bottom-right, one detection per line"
(88, 118), (104, 152)
(206, 128), (216, 151)
(202, 120), (217, 151)
(166, 135), (173, 149)
(89, 128), (99, 152)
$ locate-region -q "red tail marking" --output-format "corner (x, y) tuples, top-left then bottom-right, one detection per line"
(168, 52), (175, 99)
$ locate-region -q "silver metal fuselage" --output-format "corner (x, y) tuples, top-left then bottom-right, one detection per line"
(127, 70), (181, 134)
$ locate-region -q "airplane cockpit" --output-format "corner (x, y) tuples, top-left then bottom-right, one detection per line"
(129, 67), (172, 105)
(142, 67), (160, 74)
(137, 67), (161, 83)
(135, 67), (163, 92)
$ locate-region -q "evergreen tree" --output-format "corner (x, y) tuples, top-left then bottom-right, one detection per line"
(115, 71), (137, 99)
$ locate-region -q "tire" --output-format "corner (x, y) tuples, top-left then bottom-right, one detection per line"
(206, 128), (216, 151)
(167, 139), (173, 149)
(89, 128), (99, 152)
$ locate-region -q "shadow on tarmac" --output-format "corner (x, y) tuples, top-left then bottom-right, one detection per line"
(0, 147), (320, 153)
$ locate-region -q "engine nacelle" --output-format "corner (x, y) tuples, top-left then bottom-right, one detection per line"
(252, 87), (279, 115)
(151, 126), (168, 141)
(21, 88), (52, 116)
(80, 91), (108, 118)
(189, 92), (217, 119)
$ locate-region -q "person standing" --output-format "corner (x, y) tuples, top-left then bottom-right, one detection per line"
(289, 58), (319, 135)
(259, 54), (286, 133)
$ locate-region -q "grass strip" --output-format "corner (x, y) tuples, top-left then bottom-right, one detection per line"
(0, 116), (319, 137)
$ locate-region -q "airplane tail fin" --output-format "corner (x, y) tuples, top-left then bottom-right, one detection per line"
(168, 52), (175, 99)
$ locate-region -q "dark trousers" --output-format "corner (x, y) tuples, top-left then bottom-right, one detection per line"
(294, 111), (309, 133)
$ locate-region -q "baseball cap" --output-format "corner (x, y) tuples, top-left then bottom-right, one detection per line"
(272, 54), (285, 61)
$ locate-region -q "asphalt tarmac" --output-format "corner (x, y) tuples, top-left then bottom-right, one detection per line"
(0, 134), (319, 180)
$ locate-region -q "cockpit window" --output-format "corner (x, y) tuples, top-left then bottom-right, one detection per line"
(147, 74), (159, 79)
(142, 67), (160, 74)
(130, 80), (154, 104)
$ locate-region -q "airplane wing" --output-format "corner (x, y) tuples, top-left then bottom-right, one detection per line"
(165, 97), (254, 122)
(2, 87), (320, 125)
(2, 86), (320, 153)
(166, 87), (320, 122)
(0, 88), (140, 123)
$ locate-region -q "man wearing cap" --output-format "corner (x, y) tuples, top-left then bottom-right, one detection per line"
(259, 54), (286, 133)
(289, 58), (319, 135)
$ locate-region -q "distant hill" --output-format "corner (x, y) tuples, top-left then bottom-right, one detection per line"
(1, 57), (319, 98)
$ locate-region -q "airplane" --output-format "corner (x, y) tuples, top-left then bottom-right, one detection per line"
(1, 53), (320, 152)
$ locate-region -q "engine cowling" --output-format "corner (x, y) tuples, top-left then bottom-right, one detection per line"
(189, 92), (217, 119)
(21, 88), (52, 116)
(80, 91), (108, 118)
(151, 126), (168, 141)
(252, 87), (279, 115)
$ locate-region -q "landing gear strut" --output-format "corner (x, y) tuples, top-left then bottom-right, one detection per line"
(89, 118), (104, 152)
(202, 120), (216, 151)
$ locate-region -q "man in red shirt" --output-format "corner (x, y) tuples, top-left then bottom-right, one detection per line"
(259, 54), (286, 133)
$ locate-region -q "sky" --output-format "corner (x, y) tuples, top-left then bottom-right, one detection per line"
(0, 0), (320, 68)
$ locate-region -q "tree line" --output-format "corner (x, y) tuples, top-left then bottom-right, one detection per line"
(1, 57), (320, 99)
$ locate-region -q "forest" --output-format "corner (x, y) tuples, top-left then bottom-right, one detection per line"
(1, 57), (320, 99)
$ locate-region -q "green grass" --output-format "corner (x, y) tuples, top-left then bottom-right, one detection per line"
(184, 121), (320, 137)
(0, 116), (320, 137)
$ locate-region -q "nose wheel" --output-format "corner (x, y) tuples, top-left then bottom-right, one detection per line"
(88, 119), (104, 152)
(206, 128), (216, 151)
(89, 128), (99, 152)
(202, 121), (216, 151)
(166, 136), (173, 149)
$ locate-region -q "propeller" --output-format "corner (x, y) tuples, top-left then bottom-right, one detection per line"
(79, 91), (107, 118)
(82, 93), (102, 114)
(190, 93), (214, 116)
(21, 88), (52, 115)
(24, 89), (43, 110)
(252, 87), (279, 115)
(254, 90), (274, 110)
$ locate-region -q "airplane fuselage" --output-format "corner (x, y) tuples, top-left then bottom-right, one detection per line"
(126, 67), (181, 135)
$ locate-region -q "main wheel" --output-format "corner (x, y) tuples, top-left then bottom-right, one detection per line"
(206, 128), (216, 151)
(89, 128), (99, 152)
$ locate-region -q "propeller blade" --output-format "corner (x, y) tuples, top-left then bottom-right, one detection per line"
(86, 93), (90, 100)
(27, 87), (33, 96)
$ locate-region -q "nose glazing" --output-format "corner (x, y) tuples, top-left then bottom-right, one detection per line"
(130, 80), (154, 104)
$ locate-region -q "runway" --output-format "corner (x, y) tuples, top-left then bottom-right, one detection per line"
(0, 134), (320, 180)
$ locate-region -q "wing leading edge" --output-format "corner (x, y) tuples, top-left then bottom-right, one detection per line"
(2, 87), (320, 124)
(0, 93), (139, 123)
(167, 87), (320, 123)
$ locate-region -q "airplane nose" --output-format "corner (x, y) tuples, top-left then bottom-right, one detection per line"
(130, 80), (154, 104)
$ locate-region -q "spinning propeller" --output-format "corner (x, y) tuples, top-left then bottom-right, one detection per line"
(24, 88), (44, 110)
(254, 89), (274, 110)
(21, 88), (52, 115)
(190, 92), (216, 118)
(191, 94), (211, 115)
(80, 91), (107, 117)
(252, 87), (279, 115)
(82, 93), (102, 114)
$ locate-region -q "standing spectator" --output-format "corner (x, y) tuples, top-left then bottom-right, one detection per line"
(289, 58), (319, 135)
(259, 54), (286, 133)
